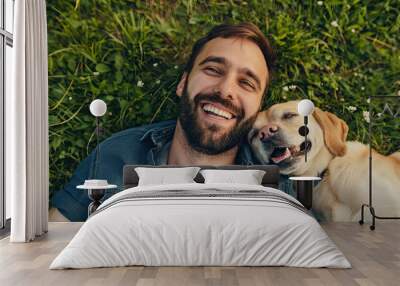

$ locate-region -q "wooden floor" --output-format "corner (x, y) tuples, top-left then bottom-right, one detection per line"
(0, 222), (399, 286)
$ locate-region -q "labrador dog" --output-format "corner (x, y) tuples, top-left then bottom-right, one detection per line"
(249, 100), (400, 222)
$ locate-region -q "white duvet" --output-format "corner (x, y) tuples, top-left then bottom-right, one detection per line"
(50, 183), (351, 269)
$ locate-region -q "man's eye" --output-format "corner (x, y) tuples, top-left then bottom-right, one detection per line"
(240, 80), (255, 90)
(282, 112), (298, 120)
(204, 67), (222, 75)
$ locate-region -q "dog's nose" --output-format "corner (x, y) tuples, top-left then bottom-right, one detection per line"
(259, 124), (279, 141)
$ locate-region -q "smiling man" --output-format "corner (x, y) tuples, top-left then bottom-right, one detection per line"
(50, 23), (276, 221)
(169, 24), (274, 166)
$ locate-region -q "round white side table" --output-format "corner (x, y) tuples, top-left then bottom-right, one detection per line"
(77, 180), (117, 216)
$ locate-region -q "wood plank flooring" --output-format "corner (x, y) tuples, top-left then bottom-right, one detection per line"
(0, 222), (399, 286)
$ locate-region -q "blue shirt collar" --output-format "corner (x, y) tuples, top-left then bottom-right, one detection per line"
(139, 120), (176, 148)
(139, 119), (255, 165)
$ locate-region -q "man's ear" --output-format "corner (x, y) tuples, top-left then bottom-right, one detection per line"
(313, 107), (349, 157)
(176, 72), (188, 97)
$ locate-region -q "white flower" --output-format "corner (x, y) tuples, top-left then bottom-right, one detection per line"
(331, 20), (339, 28)
(174, 65), (178, 69)
(340, 98), (345, 102)
(137, 80), (144, 87)
(156, 79), (161, 85)
(361, 86), (365, 91)
(108, 112), (113, 116)
(69, 96), (72, 101)
(289, 85), (297, 90)
(363, 111), (370, 123)
(367, 98), (370, 104)
(153, 63), (158, 67)
(283, 86), (289, 92)
(93, 72), (100, 76)
(351, 28), (356, 33)
(377, 113), (382, 117)
(317, 1), (323, 6)
(347, 106), (357, 112)
(282, 95), (287, 100)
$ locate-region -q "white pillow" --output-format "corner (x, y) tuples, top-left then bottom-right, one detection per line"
(135, 167), (201, 186)
(200, 169), (266, 185)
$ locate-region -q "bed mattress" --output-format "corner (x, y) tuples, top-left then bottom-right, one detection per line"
(50, 183), (351, 269)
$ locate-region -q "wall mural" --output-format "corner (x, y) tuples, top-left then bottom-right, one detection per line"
(47, 1), (400, 222)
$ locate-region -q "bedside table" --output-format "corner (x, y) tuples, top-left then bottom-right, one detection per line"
(289, 176), (321, 210)
(77, 180), (117, 216)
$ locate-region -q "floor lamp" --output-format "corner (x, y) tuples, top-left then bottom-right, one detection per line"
(77, 99), (116, 216)
(289, 100), (321, 210)
(359, 95), (400, 230)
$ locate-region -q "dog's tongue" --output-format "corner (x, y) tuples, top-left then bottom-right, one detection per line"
(271, 148), (291, 164)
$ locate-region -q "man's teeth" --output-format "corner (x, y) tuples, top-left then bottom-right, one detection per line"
(203, 104), (233, 119)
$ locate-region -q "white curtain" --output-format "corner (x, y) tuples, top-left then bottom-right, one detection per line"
(7, 0), (49, 242)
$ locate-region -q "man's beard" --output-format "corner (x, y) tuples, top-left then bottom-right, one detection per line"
(178, 84), (258, 155)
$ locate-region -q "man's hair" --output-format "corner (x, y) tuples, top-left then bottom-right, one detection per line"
(184, 22), (276, 93)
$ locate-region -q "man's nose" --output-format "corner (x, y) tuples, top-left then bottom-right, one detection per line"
(259, 124), (279, 141)
(215, 75), (236, 100)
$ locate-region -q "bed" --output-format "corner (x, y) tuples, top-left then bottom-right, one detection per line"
(50, 165), (350, 269)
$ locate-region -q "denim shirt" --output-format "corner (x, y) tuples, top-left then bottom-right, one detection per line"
(53, 119), (289, 221)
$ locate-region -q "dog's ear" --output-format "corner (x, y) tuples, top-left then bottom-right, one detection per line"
(313, 108), (349, 157)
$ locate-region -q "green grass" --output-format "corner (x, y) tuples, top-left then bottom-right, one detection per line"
(47, 0), (400, 195)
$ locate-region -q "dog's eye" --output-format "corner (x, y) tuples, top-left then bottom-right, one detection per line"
(282, 112), (298, 120)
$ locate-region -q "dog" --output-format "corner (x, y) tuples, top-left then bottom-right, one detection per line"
(249, 100), (400, 222)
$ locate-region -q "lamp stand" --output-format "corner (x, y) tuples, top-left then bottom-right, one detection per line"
(359, 95), (400, 230)
(304, 116), (308, 162)
(89, 117), (101, 180)
(95, 117), (100, 178)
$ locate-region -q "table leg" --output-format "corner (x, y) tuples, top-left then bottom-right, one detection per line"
(87, 189), (105, 216)
(295, 181), (313, 210)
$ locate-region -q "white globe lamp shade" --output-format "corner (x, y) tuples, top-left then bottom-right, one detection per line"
(90, 99), (107, 117)
(297, 99), (315, 116)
